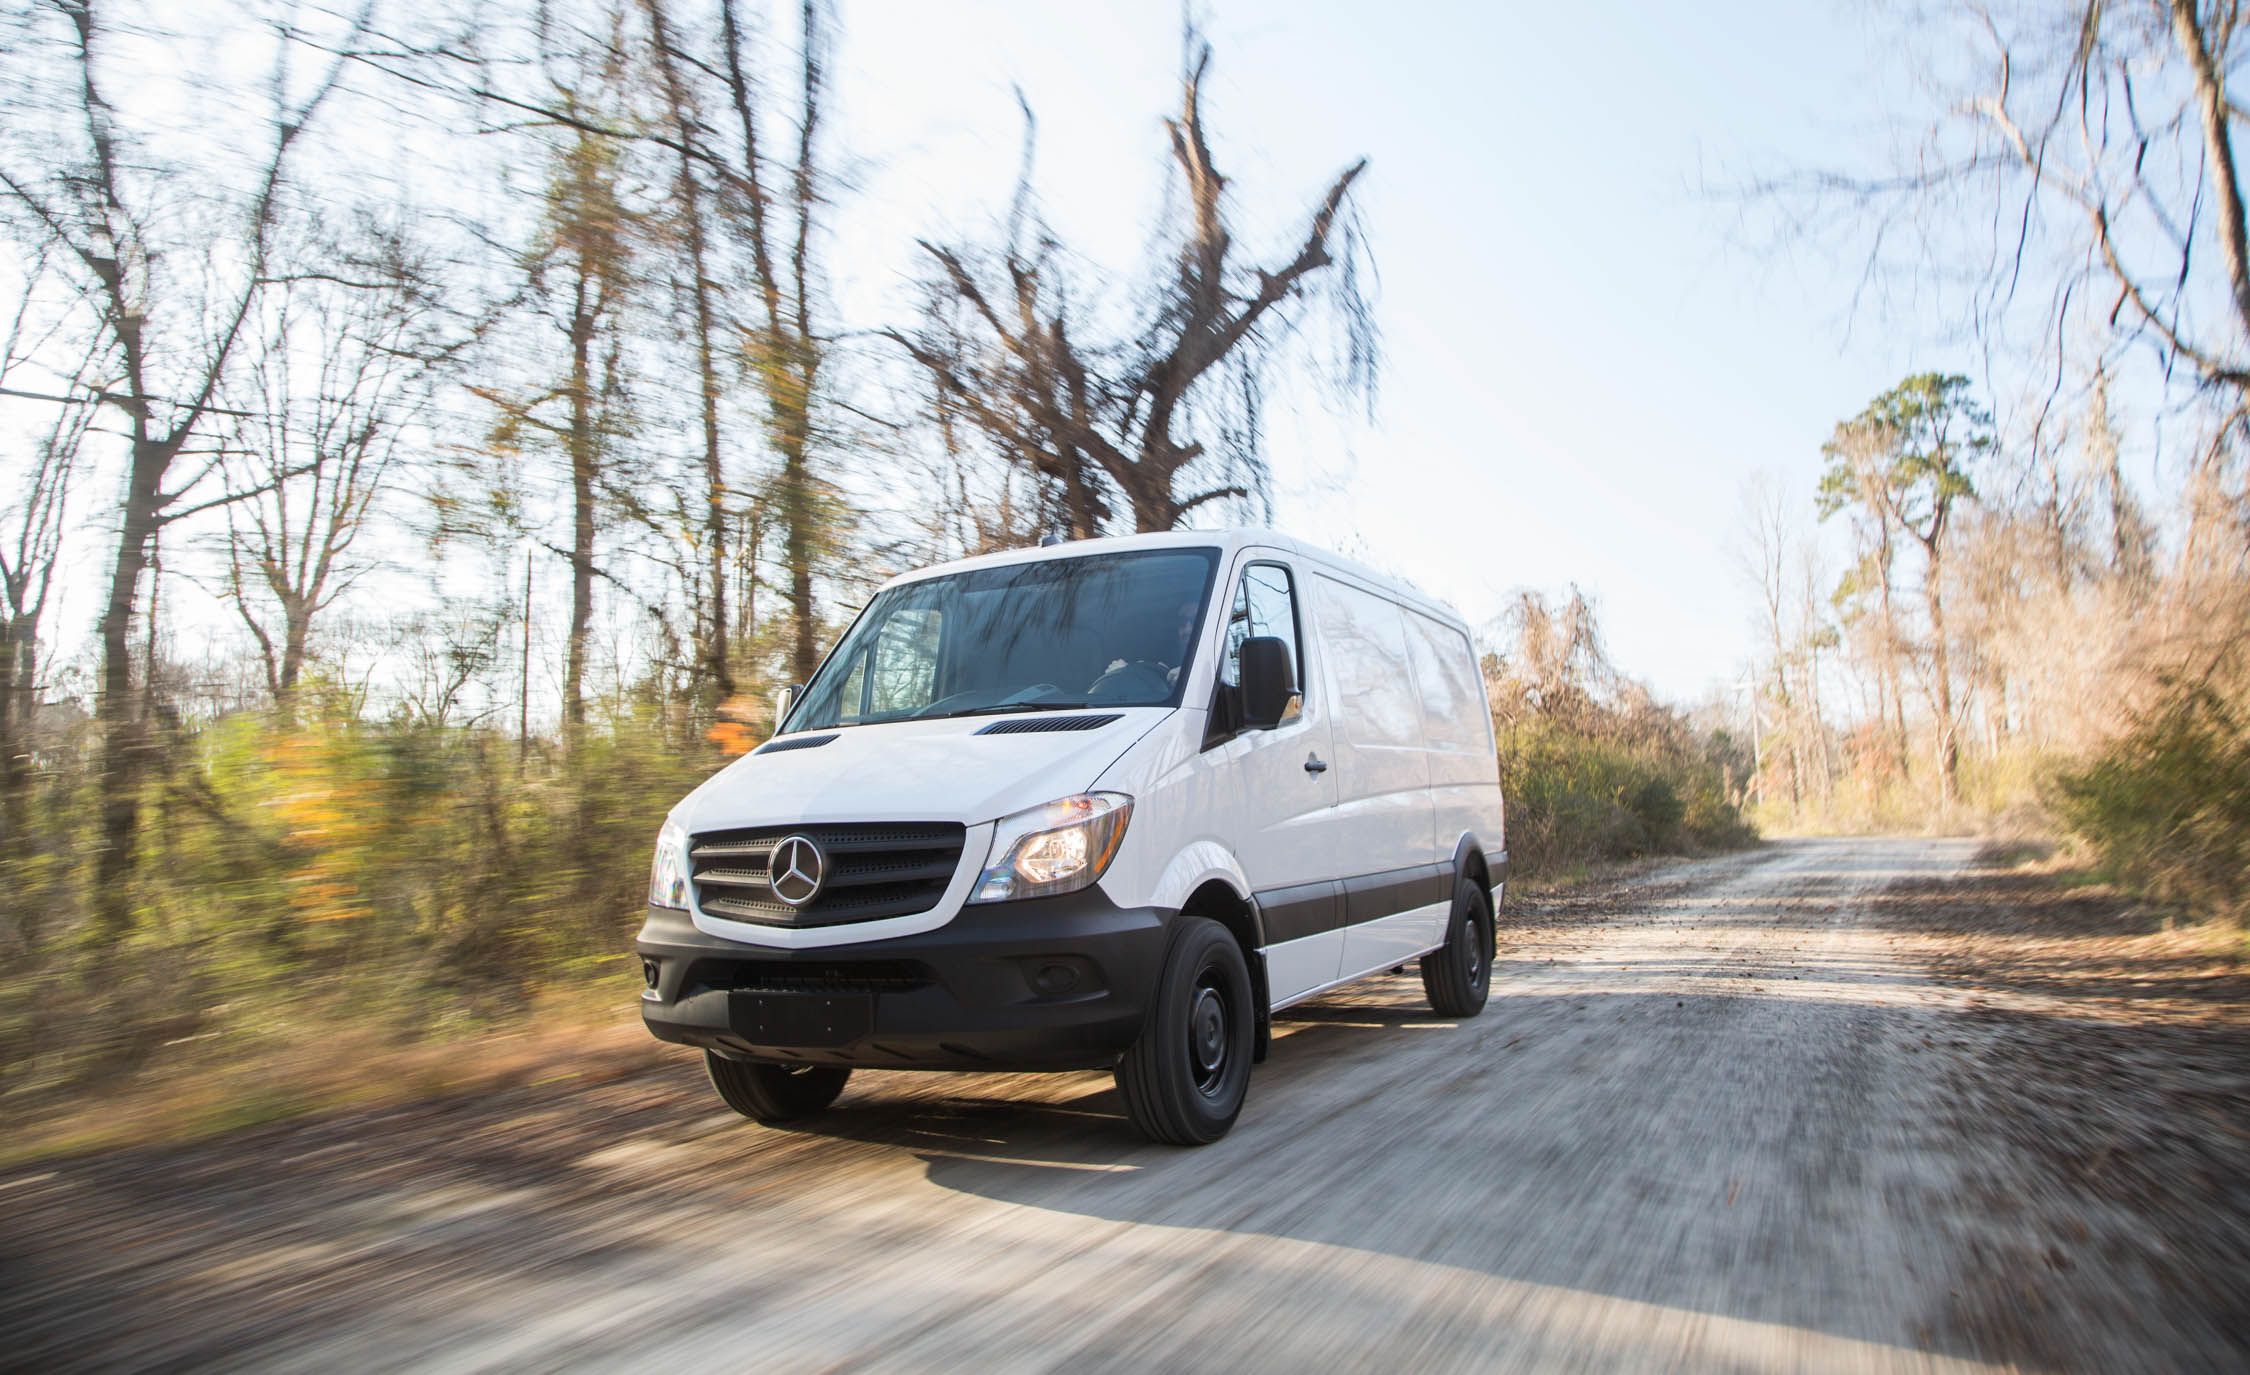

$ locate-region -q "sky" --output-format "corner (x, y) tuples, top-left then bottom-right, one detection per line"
(819, 0), (1924, 703)
(2, 0), (1948, 708)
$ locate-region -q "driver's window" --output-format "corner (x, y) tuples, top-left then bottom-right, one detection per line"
(1220, 561), (1304, 706)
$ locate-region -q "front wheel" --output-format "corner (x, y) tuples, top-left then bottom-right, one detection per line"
(1115, 916), (1255, 1145)
(1420, 877), (1495, 1017)
(705, 1052), (851, 1122)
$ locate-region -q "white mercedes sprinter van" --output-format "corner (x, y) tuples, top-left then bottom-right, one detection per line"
(637, 530), (1506, 1144)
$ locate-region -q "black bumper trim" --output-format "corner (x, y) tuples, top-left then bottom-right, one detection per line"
(636, 890), (1173, 1071)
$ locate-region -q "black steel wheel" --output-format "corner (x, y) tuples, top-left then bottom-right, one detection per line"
(1116, 916), (1255, 1145)
(1420, 877), (1495, 1018)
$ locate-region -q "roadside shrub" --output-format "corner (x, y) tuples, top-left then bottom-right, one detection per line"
(2055, 674), (2250, 926)
(1497, 717), (1753, 879)
(0, 705), (721, 1103)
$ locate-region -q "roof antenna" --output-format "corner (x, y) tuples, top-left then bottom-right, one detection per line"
(1039, 532), (1068, 547)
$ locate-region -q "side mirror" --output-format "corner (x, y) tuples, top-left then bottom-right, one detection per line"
(772, 683), (803, 732)
(1237, 636), (1299, 730)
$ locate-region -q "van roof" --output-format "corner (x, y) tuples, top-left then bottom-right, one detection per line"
(882, 528), (1469, 631)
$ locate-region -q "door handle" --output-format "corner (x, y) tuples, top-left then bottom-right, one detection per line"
(1304, 754), (1329, 775)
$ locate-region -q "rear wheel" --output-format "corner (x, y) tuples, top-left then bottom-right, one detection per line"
(1420, 877), (1495, 1017)
(705, 1052), (852, 1122)
(1116, 916), (1255, 1145)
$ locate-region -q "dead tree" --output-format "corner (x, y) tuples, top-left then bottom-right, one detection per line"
(889, 39), (1377, 538)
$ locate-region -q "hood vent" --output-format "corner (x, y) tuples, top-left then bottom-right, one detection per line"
(975, 713), (1124, 736)
(754, 732), (839, 755)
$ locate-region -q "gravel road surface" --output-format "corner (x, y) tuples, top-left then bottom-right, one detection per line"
(5, 836), (2246, 1372)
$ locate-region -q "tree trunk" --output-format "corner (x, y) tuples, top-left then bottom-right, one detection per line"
(2171, 0), (2250, 346)
(563, 273), (598, 747)
(279, 601), (310, 699)
(92, 437), (166, 942)
(1873, 534), (1911, 780)
(781, 429), (817, 684)
(0, 613), (29, 850)
(644, 0), (733, 707)
(1922, 541), (1958, 804)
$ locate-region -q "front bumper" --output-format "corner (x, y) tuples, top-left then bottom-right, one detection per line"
(635, 889), (1173, 1072)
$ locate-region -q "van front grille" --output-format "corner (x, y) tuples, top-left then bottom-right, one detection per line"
(689, 822), (968, 928)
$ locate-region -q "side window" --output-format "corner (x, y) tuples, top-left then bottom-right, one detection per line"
(1405, 613), (1487, 753)
(1313, 577), (1421, 749)
(1219, 561), (1304, 706)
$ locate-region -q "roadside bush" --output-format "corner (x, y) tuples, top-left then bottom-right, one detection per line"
(2055, 673), (2250, 926)
(0, 703), (720, 1105)
(1483, 589), (1756, 881)
(1497, 717), (1754, 880)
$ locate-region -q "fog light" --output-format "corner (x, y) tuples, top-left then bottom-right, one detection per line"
(1030, 961), (1079, 996)
(642, 958), (661, 991)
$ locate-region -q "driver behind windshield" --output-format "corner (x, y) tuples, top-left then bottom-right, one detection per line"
(1102, 596), (1200, 690)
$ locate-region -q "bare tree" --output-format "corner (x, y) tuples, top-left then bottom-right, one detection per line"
(1739, 476), (1805, 807)
(1768, 1), (2250, 555)
(641, 0), (736, 705)
(2082, 363), (2156, 584)
(476, 91), (638, 751)
(888, 37), (1377, 539)
(0, 273), (94, 848)
(714, 0), (831, 686)
(0, 0), (367, 937)
(222, 228), (438, 710)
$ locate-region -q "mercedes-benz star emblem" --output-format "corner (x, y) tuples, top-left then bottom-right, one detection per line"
(767, 834), (826, 908)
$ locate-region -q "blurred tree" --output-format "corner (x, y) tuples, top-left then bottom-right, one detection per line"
(641, 0), (737, 707)
(0, 263), (92, 851)
(0, 0), (365, 939)
(717, 0), (833, 686)
(475, 88), (638, 753)
(221, 224), (443, 715)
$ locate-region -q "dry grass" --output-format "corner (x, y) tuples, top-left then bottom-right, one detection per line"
(0, 984), (673, 1169)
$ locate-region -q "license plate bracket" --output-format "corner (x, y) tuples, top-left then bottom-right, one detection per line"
(727, 991), (873, 1047)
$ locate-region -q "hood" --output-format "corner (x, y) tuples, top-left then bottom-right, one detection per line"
(671, 707), (1170, 834)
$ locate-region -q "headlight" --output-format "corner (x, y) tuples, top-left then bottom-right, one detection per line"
(649, 820), (690, 910)
(970, 793), (1133, 904)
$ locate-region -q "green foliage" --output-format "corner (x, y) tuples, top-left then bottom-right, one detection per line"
(1498, 717), (1754, 879)
(2055, 674), (2250, 926)
(1817, 371), (1990, 530)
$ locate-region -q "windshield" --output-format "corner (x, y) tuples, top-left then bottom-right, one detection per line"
(787, 548), (1221, 730)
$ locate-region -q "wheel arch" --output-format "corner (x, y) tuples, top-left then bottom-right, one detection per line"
(1452, 832), (1505, 895)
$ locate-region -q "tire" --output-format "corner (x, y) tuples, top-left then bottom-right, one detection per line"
(705, 1052), (852, 1122)
(1115, 916), (1255, 1146)
(1420, 877), (1495, 1018)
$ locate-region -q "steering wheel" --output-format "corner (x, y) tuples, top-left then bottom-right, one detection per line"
(1087, 661), (1170, 701)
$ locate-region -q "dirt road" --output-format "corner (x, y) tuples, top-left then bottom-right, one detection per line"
(5, 837), (2246, 1372)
